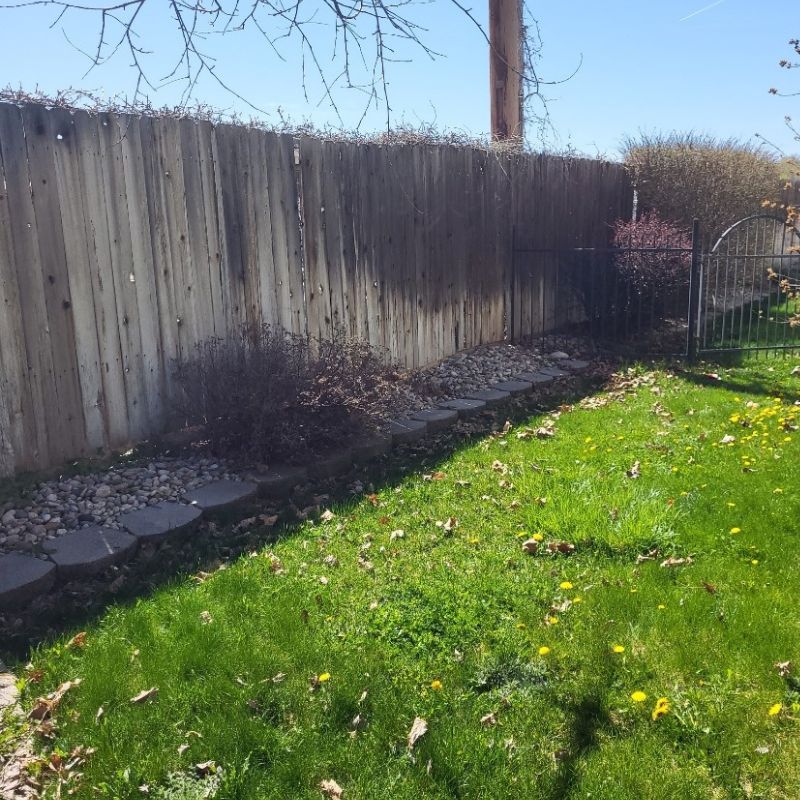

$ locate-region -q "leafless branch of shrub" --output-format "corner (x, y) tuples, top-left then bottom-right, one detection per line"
(623, 132), (783, 244)
(171, 325), (419, 463)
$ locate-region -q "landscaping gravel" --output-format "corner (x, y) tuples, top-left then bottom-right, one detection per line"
(0, 336), (593, 556)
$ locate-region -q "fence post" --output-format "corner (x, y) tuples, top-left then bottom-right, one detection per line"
(687, 218), (701, 363)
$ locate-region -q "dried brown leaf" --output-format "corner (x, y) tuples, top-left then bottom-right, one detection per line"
(130, 687), (158, 704)
(65, 632), (87, 650)
(660, 556), (693, 569)
(521, 538), (539, 555)
(547, 541), (576, 555)
(407, 716), (428, 749)
(320, 778), (343, 798)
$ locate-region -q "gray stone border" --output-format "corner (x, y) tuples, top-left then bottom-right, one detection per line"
(0, 359), (591, 611)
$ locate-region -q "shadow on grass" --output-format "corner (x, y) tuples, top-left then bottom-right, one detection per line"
(0, 369), (615, 664)
(674, 365), (800, 403)
(549, 694), (610, 800)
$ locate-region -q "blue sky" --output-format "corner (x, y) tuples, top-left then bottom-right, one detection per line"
(0, 1), (795, 158)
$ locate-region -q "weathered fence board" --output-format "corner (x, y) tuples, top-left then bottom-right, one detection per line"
(0, 102), (632, 476)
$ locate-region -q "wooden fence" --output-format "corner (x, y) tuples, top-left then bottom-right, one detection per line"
(0, 102), (632, 476)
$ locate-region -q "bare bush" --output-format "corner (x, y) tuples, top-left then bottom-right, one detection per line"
(172, 325), (411, 463)
(623, 132), (783, 242)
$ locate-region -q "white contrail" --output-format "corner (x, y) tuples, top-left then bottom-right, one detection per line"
(679, 0), (725, 21)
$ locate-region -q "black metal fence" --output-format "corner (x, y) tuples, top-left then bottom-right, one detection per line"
(512, 215), (800, 361)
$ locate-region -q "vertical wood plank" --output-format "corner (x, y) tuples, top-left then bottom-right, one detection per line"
(20, 103), (87, 460)
(47, 107), (107, 451)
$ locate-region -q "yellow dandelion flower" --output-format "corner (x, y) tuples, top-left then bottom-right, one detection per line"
(515, 622), (527, 629)
(612, 644), (625, 654)
(547, 616), (559, 625)
(768, 702), (782, 717)
(532, 532), (544, 542)
(538, 646), (551, 656)
(730, 527), (741, 534)
(751, 559), (759, 565)
(318, 672), (331, 683)
(559, 581), (574, 590)
(773, 488), (784, 494)
(573, 596), (583, 604)
(430, 679), (443, 691)
(726, 502), (736, 507)
(630, 691), (647, 703)
(657, 604), (666, 610)
(651, 697), (670, 720)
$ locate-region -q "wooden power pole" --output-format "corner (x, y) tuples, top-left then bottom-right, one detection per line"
(489, 0), (523, 143)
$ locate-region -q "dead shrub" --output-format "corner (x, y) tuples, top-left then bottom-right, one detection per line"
(172, 325), (410, 463)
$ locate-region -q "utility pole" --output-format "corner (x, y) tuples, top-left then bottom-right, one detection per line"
(489, 0), (523, 143)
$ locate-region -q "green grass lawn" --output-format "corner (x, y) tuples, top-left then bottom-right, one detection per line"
(8, 359), (800, 799)
(704, 294), (800, 354)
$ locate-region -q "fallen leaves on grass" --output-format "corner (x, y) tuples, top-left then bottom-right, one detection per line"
(521, 538), (539, 555)
(65, 632), (87, 650)
(547, 541), (576, 555)
(320, 778), (344, 798)
(660, 556), (694, 569)
(423, 471), (447, 481)
(233, 514), (279, 533)
(407, 716), (428, 750)
(636, 547), (660, 564)
(775, 661), (793, 678)
(28, 679), (82, 721)
(130, 687), (158, 704)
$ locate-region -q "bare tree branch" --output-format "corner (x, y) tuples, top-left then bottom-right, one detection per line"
(0, 0), (570, 143)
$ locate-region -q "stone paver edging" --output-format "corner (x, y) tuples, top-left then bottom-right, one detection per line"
(0, 359), (592, 611)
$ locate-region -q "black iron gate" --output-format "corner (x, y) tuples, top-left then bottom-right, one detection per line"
(694, 214), (800, 359)
(511, 214), (800, 361)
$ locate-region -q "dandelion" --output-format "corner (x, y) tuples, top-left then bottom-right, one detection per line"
(532, 533), (544, 542)
(538, 646), (551, 656)
(630, 691), (647, 703)
(612, 644), (625, 654)
(651, 697), (670, 720)
(573, 596), (583, 604)
(515, 622), (527, 629)
(768, 702), (782, 717)
(559, 581), (574, 590)
(547, 616), (559, 625)
(318, 672), (331, 683)
(730, 527), (741, 534)
(774, 488), (784, 494)
(657, 604), (666, 610)
(430, 679), (443, 691)
(751, 559), (759, 565)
